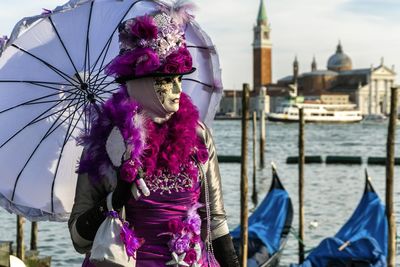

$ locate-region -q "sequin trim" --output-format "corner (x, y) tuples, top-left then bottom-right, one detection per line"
(146, 172), (194, 195)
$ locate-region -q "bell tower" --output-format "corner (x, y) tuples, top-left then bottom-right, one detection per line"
(253, 0), (272, 94)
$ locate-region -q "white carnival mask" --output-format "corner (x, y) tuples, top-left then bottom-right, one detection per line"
(153, 76), (183, 113)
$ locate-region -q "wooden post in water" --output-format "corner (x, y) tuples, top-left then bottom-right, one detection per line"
(386, 86), (397, 267)
(259, 111), (266, 168)
(252, 111), (258, 206)
(16, 215), (25, 261)
(240, 83), (250, 267)
(298, 108), (305, 263)
(31, 221), (38, 251)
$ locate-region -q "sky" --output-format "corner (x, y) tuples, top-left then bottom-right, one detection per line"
(1, 0), (399, 89)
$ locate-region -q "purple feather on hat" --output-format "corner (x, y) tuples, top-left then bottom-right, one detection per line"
(106, 48), (160, 77)
(130, 14), (158, 41)
(106, 9), (195, 80)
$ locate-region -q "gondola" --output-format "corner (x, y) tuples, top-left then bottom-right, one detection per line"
(231, 164), (294, 267)
(290, 170), (387, 267)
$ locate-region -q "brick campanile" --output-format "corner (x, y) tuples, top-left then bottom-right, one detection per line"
(253, 0), (272, 94)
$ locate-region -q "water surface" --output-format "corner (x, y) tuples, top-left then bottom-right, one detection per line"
(1, 120), (399, 266)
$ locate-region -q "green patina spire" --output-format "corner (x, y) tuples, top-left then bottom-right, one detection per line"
(257, 0), (267, 23)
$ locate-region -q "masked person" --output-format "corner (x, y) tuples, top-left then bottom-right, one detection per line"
(68, 7), (239, 267)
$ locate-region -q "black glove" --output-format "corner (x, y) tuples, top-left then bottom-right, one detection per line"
(112, 173), (133, 211)
(75, 174), (132, 241)
(212, 234), (240, 267)
(75, 198), (107, 241)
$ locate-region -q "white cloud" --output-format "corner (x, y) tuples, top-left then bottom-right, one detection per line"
(1, 0), (399, 89)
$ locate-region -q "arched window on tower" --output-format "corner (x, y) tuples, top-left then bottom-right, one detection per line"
(263, 31), (269, 39)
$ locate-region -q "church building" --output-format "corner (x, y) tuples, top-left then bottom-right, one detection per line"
(217, 0), (398, 117)
(274, 42), (397, 115)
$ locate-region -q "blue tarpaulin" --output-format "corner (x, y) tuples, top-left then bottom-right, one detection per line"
(290, 183), (387, 267)
(231, 187), (291, 255)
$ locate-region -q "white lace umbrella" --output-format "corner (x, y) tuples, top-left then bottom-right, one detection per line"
(0, 0), (223, 222)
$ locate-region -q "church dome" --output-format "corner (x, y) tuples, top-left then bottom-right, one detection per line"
(327, 42), (352, 72)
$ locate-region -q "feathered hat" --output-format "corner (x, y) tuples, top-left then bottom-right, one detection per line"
(106, 5), (196, 82)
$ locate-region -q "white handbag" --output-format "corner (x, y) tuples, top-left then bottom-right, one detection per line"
(89, 193), (136, 267)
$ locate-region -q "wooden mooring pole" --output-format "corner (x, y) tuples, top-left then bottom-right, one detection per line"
(240, 83), (250, 267)
(252, 111), (258, 206)
(31, 221), (38, 251)
(259, 111), (266, 168)
(298, 108), (305, 263)
(16, 215), (25, 261)
(386, 86), (397, 267)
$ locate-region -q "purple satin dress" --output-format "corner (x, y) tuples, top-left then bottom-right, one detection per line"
(83, 170), (218, 267)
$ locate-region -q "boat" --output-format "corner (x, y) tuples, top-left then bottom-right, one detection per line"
(290, 171), (387, 267)
(214, 112), (241, 120)
(267, 102), (363, 123)
(362, 114), (387, 122)
(231, 164), (294, 267)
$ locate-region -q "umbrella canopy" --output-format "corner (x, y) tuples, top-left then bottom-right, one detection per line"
(0, 0), (223, 221)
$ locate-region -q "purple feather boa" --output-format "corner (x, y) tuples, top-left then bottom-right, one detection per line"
(77, 86), (208, 184)
(77, 86), (145, 183)
(141, 90), (208, 181)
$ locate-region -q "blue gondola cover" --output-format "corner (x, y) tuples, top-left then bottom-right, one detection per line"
(291, 182), (387, 267)
(231, 187), (291, 255)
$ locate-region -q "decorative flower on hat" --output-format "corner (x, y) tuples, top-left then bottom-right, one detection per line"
(106, 12), (194, 81)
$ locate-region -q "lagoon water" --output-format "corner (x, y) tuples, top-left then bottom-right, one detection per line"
(1, 120), (400, 266)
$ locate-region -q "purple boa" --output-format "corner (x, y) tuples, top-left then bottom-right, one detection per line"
(141, 91), (208, 181)
(77, 87), (145, 183)
(77, 86), (208, 184)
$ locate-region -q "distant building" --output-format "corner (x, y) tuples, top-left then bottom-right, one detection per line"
(253, 0), (272, 95)
(274, 42), (397, 115)
(218, 0), (271, 116)
(218, 90), (239, 115)
(218, 87), (270, 116)
(217, 2), (398, 118)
